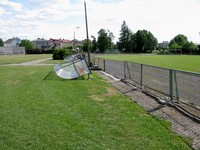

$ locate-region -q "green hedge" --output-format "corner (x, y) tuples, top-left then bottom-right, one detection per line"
(52, 48), (72, 60)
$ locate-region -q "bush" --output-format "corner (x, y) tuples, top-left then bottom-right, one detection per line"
(52, 48), (72, 60)
(152, 50), (160, 54)
(152, 49), (170, 55)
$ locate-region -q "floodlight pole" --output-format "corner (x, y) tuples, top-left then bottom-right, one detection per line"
(74, 27), (79, 52)
(84, 0), (91, 67)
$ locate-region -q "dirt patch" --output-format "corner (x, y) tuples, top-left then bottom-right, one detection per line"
(89, 95), (105, 101)
(89, 87), (118, 102)
(105, 87), (118, 97)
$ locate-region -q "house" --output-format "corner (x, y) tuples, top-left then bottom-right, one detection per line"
(158, 41), (169, 49)
(31, 38), (51, 50)
(71, 39), (83, 51)
(49, 38), (73, 49)
(4, 37), (21, 47)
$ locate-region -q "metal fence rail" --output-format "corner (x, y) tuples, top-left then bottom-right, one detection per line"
(92, 56), (200, 109)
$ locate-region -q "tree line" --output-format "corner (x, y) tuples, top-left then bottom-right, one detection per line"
(1, 20), (199, 54)
(82, 20), (199, 54)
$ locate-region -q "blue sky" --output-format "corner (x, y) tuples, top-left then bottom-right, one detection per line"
(0, 0), (200, 43)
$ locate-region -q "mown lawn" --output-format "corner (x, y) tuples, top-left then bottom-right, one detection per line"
(0, 65), (191, 149)
(0, 54), (52, 65)
(42, 59), (65, 64)
(97, 54), (200, 73)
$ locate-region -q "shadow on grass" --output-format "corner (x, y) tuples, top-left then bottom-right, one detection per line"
(43, 70), (89, 81)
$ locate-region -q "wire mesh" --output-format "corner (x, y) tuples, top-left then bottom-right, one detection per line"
(105, 59), (124, 79)
(91, 56), (200, 109)
(143, 65), (170, 95)
(125, 62), (141, 84)
(173, 70), (200, 108)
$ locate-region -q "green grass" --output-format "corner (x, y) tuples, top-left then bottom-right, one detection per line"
(97, 54), (200, 73)
(0, 54), (52, 65)
(0, 66), (191, 149)
(42, 59), (65, 64)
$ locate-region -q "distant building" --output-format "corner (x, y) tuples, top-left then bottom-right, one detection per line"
(31, 38), (51, 50)
(158, 41), (169, 49)
(4, 37), (21, 47)
(49, 38), (73, 49)
(0, 46), (25, 55)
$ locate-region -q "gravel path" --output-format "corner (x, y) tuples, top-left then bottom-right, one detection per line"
(0, 58), (53, 66)
(19, 57), (53, 65)
(96, 71), (200, 150)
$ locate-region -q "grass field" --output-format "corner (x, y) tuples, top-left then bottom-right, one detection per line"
(0, 54), (52, 65)
(97, 54), (200, 73)
(0, 64), (192, 149)
(42, 59), (65, 64)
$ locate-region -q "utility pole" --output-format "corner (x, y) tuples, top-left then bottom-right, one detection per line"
(84, 0), (91, 67)
(73, 27), (79, 52)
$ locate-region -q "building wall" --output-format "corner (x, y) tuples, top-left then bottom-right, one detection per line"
(158, 41), (169, 49)
(0, 46), (25, 55)
(32, 39), (51, 50)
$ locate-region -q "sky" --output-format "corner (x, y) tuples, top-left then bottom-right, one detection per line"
(0, 0), (200, 43)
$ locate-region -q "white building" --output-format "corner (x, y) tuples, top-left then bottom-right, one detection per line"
(4, 37), (21, 47)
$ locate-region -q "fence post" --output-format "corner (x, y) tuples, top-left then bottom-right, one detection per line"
(98, 58), (99, 66)
(174, 70), (179, 99)
(124, 61), (126, 80)
(169, 69), (173, 100)
(140, 64), (143, 88)
(103, 59), (105, 71)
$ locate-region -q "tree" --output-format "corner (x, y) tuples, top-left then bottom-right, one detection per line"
(82, 39), (92, 52)
(0, 38), (3, 46)
(52, 48), (72, 60)
(118, 21), (132, 52)
(91, 35), (97, 52)
(97, 28), (114, 53)
(107, 30), (115, 49)
(19, 39), (33, 50)
(130, 33), (137, 53)
(146, 31), (158, 51)
(169, 40), (181, 49)
(183, 41), (198, 54)
(168, 34), (197, 54)
(135, 30), (158, 53)
(169, 34), (188, 50)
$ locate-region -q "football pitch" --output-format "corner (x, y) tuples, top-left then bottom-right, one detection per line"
(0, 55), (192, 149)
(97, 54), (200, 73)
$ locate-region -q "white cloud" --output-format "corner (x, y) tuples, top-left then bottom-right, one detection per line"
(28, 0), (70, 10)
(1, 0), (200, 43)
(0, 0), (23, 11)
(0, 7), (6, 15)
(82, 0), (200, 43)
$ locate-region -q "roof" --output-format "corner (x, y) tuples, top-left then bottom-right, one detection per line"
(49, 38), (71, 43)
(4, 37), (21, 44)
(32, 38), (49, 42)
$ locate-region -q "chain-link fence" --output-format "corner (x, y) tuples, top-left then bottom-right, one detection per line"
(92, 56), (200, 109)
(173, 70), (200, 107)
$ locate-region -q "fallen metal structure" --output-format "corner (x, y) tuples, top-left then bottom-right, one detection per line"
(45, 54), (91, 80)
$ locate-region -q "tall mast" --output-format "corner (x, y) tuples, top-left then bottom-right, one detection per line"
(84, 0), (91, 67)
